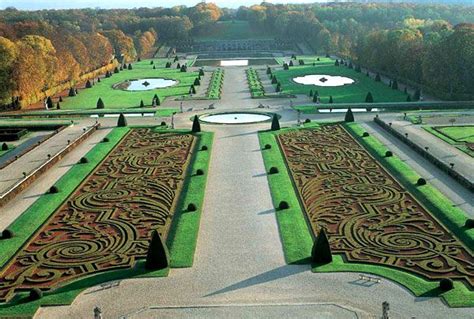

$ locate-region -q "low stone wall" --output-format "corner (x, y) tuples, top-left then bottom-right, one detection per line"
(374, 116), (473, 192)
(0, 123), (101, 207)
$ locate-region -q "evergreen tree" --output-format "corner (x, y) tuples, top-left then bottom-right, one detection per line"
(194, 78), (200, 86)
(68, 87), (76, 97)
(46, 96), (53, 109)
(96, 97), (105, 109)
(271, 75), (277, 84)
(128, 64), (132, 70)
(117, 113), (127, 127)
(114, 66), (119, 73)
(56, 102), (60, 109)
(2, 143), (8, 151)
(176, 63), (181, 69)
(199, 68), (205, 76)
(59, 96), (63, 102)
(406, 95), (412, 102)
(165, 62), (171, 68)
(266, 66), (271, 74)
(145, 230), (169, 270)
(190, 85), (196, 94)
(152, 94), (160, 106)
(140, 100), (145, 108)
(375, 73), (381, 82)
(335, 60), (339, 66)
(355, 65), (361, 72)
(271, 114), (280, 131)
(311, 228), (332, 264)
(192, 115), (201, 132)
(153, 65), (156, 69)
(329, 95), (333, 103)
(392, 79), (398, 90)
(180, 64), (187, 72)
(313, 93), (319, 103)
(309, 89), (313, 97)
(85, 80), (92, 88)
(344, 107), (354, 122)
(289, 60), (294, 67)
(414, 88), (421, 101)
(365, 92), (374, 103)
(276, 82), (281, 92)
(283, 63), (289, 70)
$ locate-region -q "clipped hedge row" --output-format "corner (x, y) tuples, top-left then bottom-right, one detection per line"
(246, 68), (265, 98)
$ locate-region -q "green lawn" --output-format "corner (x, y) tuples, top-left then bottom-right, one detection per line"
(423, 125), (474, 157)
(60, 59), (199, 110)
(274, 56), (334, 66)
(271, 63), (408, 103)
(259, 122), (473, 307)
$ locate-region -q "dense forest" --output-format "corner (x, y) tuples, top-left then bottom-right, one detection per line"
(0, 2), (473, 108)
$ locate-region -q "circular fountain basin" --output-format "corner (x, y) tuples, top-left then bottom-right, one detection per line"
(119, 78), (178, 91)
(293, 74), (354, 87)
(199, 112), (272, 124)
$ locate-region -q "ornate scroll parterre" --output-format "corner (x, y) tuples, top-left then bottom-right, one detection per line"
(278, 124), (473, 287)
(0, 128), (195, 302)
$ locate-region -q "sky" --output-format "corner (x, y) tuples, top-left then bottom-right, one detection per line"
(0, 0), (326, 10)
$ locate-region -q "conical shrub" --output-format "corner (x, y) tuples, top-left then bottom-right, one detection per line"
(311, 228), (332, 264)
(145, 230), (169, 270)
(117, 113), (127, 127)
(271, 114), (280, 131)
(192, 115), (201, 133)
(96, 98), (105, 109)
(344, 107), (354, 122)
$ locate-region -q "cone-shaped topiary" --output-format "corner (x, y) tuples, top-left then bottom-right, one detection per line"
(375, 73), (381, 82)
(278, 201), (289, 210)
(192, 115), (201, 133)
(180, 64), (187, 72)
(392, 79), (398, 90)
(150, 60), (154, 65)
(1, 143), (8, 151)
(56, 102), (61, 109)
(187, 203), (197, 211)
(271, 75), (277, 84)
(194, 78), (200, 86)
(385, 150), (393, 157)
(190, 85), (196, 94)
(201, 145), (208, 151)
(140, 100), (145, 108)
(335, 60), (339, 66)
(59, 96), (63, 102)
(309, 89), (313, 97)
(266, 66), (271, 74)
(79, 157), (89, 164)
(283, 63), (289, 70)
(117, 113), (127, 127)
(165, 62), (171, 68)
(85, 80), (92, 88)
(96, 98), (105, 109)
(145, 230), (169, 270)
(174, 56), (179, 62)
(176, 63), (181, 69)
(271, 114), (280, 131)
(128, 64), (132, 70)
(344, 107), (354, 122)
(406, 95), (412, 102)
(114, 66), (119, 73)
(269, 167), (279, 174)
(153, 65), (156, 69)
(196, 169), (204, 176)
(264, 144), (271, 150)
(362, 132), (369, 137)
(46, 96), (54, 109)
(276, 83), (281, 92)
(313, 94), (319, 103)
(365, 92), (374, 103)
(311, 228), (332, 264)
(465, 219), (474, 229)
(329, 96), (333, 103)
(102, 137), (110, 143)
(414, 89), (421, 101)
(199, 68), (205, 76)
(289, 60), (294, 67)
(68, 87), (76, 97)
(417, 178), (427, 186)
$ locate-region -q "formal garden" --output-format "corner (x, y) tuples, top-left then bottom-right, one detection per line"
(259, 120), (474, 308)
(423, 125), (474, 157)
(0, 123), (213, 316)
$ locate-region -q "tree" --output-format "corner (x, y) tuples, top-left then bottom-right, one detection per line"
(266, 66), (271, 75)
(114, 66), (119, 73)
(85, 80), (92, 88)
(96, 97), (104, 109)
(2, 143), (8, 151)
(311, 228), (332, 264)
(313, 93), (319, 103)
(140, 99), (145, 108)
(365, 92), (374, 103)
(68, 87), (76, 97)
(276, 83), (281, 92)
(128, 64), (132, 70)
(189, 85), (196, 94)
(56, 102), (60, 109)
(375, 73), (381, 82)
(309, 89), (313, 97)
(392, 79), (399, 90)
(406, 95), (412, 102)
(289, 60), (294, 67)
(334, 59), (339, 66)
(414, 88), (421, 101)
(46, 96), (53, 109)
(117, 113), (127, 127)
(271, 114), (280, 131)
(329, 96), (333, 103)
(199, 68), (205, 76)
(194, 78), (200, 86)
(192, 115), (201, 132)
(271, 75), (277, 84)
(283, 63), (289, 70)
(344, 107), (354, 122)
(180, 64), (187, 72)
(145, 230), (169, 270)
(152, 94), (160, 106)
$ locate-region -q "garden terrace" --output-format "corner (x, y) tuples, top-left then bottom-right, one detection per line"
(0, 128), (195, 303)
(271, 63), (408, 103)
(175, 39), (296, 55)
(277, 124), (473, 287)
(423, 125), (474, 157)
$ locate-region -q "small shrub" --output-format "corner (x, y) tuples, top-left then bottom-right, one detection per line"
(102, 137), (110, 142)
(406, 95), (412, 102)
(196, 169), (204, 176)
(269, 167), (279, 174)
(264, 144), (271, 150)
(334, 60), (339, 66)
(365, 92), (374, 103)
(140, 100), (145, 108)
(201, 145), (208, 151)
(59, 96), (63, 102)
(117, 113), (127, 127)
(56, 102), (61, 109)
(96, 98), (105, 109)
(199, 68), (205, 76)
(309, 89), (313, 97)
(375, 73), (381, 82)
(128, 64), (132, 70)
(194, 78), (200, 86)
(362, 132), (369, 137)
(187, 203), (197, 212)
(385, 151), (393, 157)
(68, 87), (76, 97)
(464, 219), (474, 229)
(344, 107), (354, 122)
(160, 121), (166, 126)
(278, 201), (289, 210)
(1, 229), (14, 239)
(49, 185), (59, 194)
(150, 60), (154, 65)
(392, 79), (399, 90)
(283, 63), (289, 70)
(304, 118), (311, 123)
(289, 60), (294, 67)
(439, 278), (453, 291)
(1, 143), (8, 151)
(416, 178), (427, 186)
(114, 67), (119, 73)
(271, 114), (280, 131)
(266, 66), (271, 74)
(79, 157), (89, 164)
(85, 80), (92, 88)
(29, 288), (43, 301)
(192, 115), (201, 133)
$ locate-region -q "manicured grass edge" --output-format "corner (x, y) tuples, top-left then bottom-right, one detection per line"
(422, 126), (473, 157)
(166, 131), (214, 267)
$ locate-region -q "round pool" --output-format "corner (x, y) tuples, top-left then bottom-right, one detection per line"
(117, 78), (178, 91)
(199, 112), (272, 124)
(293, 74), (354, 87)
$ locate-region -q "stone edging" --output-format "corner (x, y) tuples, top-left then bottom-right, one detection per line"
(0, 123), (101, 207)
(373, 116), (473, 192)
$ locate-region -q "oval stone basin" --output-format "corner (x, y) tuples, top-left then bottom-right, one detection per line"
(123, 78), (177, 91)
(199, 112), (272, 124)
(293, 74), (354, 87)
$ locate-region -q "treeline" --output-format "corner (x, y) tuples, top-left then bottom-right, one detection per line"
(237, 3), (474, 100)
(0, 2), (222, 108)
